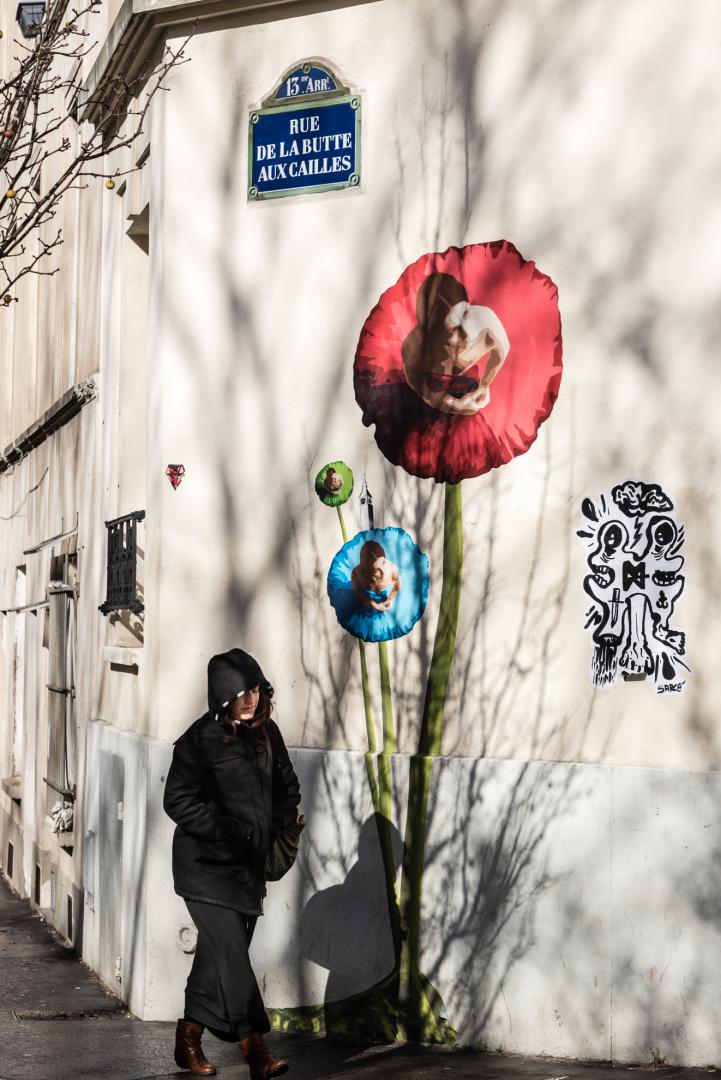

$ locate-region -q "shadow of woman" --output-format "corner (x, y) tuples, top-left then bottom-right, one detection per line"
(299, 814), (403, 1028)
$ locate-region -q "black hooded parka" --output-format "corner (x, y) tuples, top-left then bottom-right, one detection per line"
(163, 649), (301, 914)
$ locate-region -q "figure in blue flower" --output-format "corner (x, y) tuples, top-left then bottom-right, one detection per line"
(327, 527), (429, 643)
(352, 540), (400, 611)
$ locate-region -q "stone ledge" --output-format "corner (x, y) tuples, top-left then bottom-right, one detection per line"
(102, 645), (143, 668)
(1, 776), (22, 804)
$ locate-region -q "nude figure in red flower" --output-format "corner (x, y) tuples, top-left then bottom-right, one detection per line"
(401, 272), (510, 416)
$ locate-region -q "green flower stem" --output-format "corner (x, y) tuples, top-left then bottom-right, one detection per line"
(376, 636), (400, 945)
(336, 505), (348, 542)
(399, 481), (464, 1037)
(359, 644), (380, 801)
(375, 630), (401, 937)
(418, 482), (463, 757)
(378, 641), (396, 756)
(377, 642), (400, 957)
(364, 750), (380, 815)
(359, 641), (378, 756)
(377, 750), (393, 827)
(377, 639), (396, 868)
(376, 781), (402, 961)
(398, 755), (437, 1034)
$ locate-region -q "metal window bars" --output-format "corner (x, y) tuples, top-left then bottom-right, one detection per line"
(98, 511), (145, 616)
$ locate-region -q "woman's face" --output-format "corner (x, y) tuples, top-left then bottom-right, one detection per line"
(228, 686), (260, 723)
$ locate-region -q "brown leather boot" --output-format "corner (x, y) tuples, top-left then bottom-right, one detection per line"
(174, 1018), (217, 1075)
(238, 1032), (289, 1079)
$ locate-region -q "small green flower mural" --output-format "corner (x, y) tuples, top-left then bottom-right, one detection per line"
(314, 460), (354, 507)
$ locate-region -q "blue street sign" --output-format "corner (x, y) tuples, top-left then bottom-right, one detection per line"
(248, 61), (361, 201)
(273, 65), (338, 100)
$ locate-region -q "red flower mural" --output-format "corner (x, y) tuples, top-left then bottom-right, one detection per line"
(354, 240), (563, 484)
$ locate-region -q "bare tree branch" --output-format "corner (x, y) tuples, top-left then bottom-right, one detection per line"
(0, 0), (190, 302)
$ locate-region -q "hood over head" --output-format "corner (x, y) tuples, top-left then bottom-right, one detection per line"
(207, 648), (274, 720)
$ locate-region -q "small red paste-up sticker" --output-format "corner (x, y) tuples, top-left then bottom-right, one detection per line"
(165, 464), (186, 490)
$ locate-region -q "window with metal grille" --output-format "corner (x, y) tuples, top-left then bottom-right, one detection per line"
(44, 554), (77, 809)
(99, 511), (144, 615)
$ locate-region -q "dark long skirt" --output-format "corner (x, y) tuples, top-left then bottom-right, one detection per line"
(184, 900), (270, 1041)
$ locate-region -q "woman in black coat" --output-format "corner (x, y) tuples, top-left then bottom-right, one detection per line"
(164, 648), (301, 1078)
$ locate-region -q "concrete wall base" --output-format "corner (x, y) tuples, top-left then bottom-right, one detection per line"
(81, 726), (721, 1066)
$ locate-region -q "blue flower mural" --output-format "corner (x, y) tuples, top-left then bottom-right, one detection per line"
(327, 526), (429, 643)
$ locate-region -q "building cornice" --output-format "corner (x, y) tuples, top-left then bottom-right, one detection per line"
(77, 0), (306, 123)
(0, 379), (97, 476)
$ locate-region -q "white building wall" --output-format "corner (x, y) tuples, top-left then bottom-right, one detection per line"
(131, 0), (721, 1064)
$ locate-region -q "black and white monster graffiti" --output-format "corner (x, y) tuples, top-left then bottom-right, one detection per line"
(577, 480), (688, 691)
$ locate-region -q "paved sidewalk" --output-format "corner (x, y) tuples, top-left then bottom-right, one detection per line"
(0, 875), (716, 1080)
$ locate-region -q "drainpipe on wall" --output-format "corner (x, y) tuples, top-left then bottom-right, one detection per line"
(67, 168), (81, 388)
